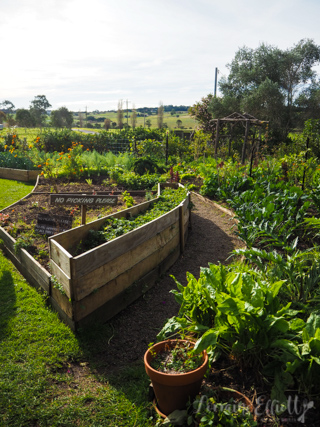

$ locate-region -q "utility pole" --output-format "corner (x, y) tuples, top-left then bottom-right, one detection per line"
(214, 67), (218, 97)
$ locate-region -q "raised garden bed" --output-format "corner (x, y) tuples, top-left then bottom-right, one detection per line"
(0, 167), (39, 181)
(0, 181), (190, 330)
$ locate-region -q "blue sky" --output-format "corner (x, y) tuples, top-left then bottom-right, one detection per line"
(1, 0), (320, 111)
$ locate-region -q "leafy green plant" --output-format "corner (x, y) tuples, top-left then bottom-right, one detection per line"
(234, 247), (320, 305)
(132, 156), (158, 175)
(51, 274), (66, 296)
(76, 187), (187, 254)
(158, 263), (309, 402)
(149, 340), (203, 374)
(192, 391), (257, 426)
(13, 235), (34, 254)
(121, 190), (134, 208)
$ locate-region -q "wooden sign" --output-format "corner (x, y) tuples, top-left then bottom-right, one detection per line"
(49, 193), (118, 225)
(50, 194), (118, 206)
(35, 213), (73, 236)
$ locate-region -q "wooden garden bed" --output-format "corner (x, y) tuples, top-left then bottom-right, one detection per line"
(0, 183), (190, 330)
(0, 167), (39, 181)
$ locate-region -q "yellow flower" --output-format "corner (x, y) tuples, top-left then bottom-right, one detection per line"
(4, 145), (7, 149)
(29, 145), (33, 149)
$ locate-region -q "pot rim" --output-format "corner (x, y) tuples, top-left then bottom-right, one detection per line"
(144, 339), (208, 378)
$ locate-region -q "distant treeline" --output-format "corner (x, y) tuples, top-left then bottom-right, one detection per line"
(86, 105), (190, 115)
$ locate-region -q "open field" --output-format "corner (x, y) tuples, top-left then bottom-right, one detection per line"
(74, 110), (197, 130)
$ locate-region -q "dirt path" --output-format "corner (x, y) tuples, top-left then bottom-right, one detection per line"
(91, 193), (244, 372)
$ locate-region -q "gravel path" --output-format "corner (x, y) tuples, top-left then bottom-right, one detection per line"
(92, 193), (244, 372)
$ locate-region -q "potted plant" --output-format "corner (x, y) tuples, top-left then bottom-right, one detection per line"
(144, 339), (209, 416)
(192, 386), (256, 426)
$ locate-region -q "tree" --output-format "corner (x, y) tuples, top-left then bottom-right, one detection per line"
(15, 109), (35, 127)
(295, 80), (320, 124)
(216, 39), (320, 137)
(117, 100), (124, 130)
(0, 100), (15, 125)
(30, 95), (51, 126)
(189, 94), (216, 134)
(176, 119), (182, 128)
(78, 112), (84, 127)
(0, 111), (6, 124)
(131, 104), (137, 129)
(0, 100), (15, 114)
(104, 118), (111, 130)
(146, 119), (152, 128)
(50, 107), (73, 128)
(157, 102), (164, 129)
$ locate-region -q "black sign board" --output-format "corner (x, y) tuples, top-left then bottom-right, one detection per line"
(35, 213), (73, 236)
(50, 193), (118, 206)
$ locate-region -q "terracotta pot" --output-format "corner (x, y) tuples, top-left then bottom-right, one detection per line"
(144, 339), (208, 416)
(210, 386), (254, 413)
(193, 386), (255, 426)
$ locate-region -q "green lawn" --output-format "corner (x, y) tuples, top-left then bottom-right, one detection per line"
(0, 179), (35, 210)
(0, 179), (155, 426)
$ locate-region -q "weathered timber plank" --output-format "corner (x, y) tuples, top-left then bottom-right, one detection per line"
(51, 286), (73, 319)
(73, 245), (180, 328)
(50, 260), (72, 299)
(72, 219), (180, 300)
(0, 244), (50, 293)
(49, 240), (72, 277)
(179, 205), (185, 253)
(19, 249), (51, 293)
(72, 207), (180, 279)
(49, 296), (75, 331)
(0, 227), (16, 252)
(73, 233), (180, 321)
(0, 167), (38, 182)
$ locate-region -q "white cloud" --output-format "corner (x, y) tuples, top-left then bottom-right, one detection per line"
(1, 0), (320, 111)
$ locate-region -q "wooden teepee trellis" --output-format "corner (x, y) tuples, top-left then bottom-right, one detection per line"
(210, 112), (268, 163)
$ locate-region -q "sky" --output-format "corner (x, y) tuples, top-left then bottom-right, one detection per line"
(1, 0), (320, 112)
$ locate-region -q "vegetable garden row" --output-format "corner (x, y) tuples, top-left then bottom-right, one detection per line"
(1, 123), (320, 419)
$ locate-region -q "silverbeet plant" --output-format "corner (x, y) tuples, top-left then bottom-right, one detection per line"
(157, 263), (320, 404)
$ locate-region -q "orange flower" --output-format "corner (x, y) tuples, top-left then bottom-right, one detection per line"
(38, 165), (42, 168)
(68, 155), (71, 159)
(86, 148), (89, 151)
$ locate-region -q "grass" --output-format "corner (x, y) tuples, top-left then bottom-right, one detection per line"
(0, 179), (35, 210)
(74, 111), (197, 130)
(0, 178), (156, 426)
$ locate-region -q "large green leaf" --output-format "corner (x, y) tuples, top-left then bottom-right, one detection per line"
(193, 329), (219, 354)
(305, 313), (320, 337)
(271, 339), (301, 359)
